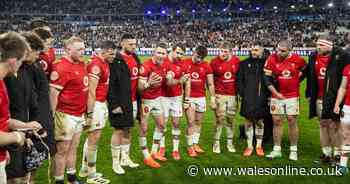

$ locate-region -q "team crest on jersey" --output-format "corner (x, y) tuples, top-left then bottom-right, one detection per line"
(92, 65), (101, 75)
(132, 67), (138, 76)
(143, 106), (149, 114)
(83, 76), (89, 86)
(224, 72), (232, 79)
(200, 67), (204, 72)
(282, 70), (291, 77)
(191, 72), (199, 79)
(39, 60), (48, 71)
(176, 66), (180, 71)
(219, 66), (222, 70)
(50, 71), (59, 81)
(271, 105), (276, 112)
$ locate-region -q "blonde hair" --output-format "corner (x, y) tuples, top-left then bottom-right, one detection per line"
(64, 36), (84, 48)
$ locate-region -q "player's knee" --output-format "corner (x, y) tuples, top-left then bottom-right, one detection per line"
(216, 116), (224, 124)
(286, 116), (296, 123)
(123, 128), (130, 138)
(329, 121), (338, 129)
(273, 118), (283, 126)
(172, 123), (179, 129)
(320, 120), (330, 128)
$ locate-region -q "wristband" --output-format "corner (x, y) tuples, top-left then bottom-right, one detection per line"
(87, 112), (93, 118)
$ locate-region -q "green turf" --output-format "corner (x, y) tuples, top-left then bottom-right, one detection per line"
(34, 56), (350, 184)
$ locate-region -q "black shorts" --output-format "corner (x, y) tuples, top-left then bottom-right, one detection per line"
(109, 113), (134, 129)
(6, 148), (26, 178)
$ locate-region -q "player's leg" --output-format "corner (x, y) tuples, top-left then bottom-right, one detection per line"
(339, 105), (350, 175)
(243, 118), (254, 156)
(150, 99), (167, 162)
(157, 97), (169, 157)
(80, 102), (107, 180)
(170, 96), (182, 160)
(120, 101), (139, 168)
(120, 128), (139, 168)
(316, 100), (332, 162)
(255, 119), (265, 156)
(286, 98), (300, 161)
(66, 115), (86, 184)
(329, 120), (342, 165)
(139, 101), (160, 168)
(318, 119), (332, 163)
(111, 129), (124, 174)
(53, 112), (75, 184)
(185, 99), (197, 157)
(54, 141), (70, 184)
(193, 98), (206, 153)
(340, 123), (350, 175)
(213, 95), (224, 154)
(225, 96), (237, 153)
(266, 98), (284, 159)
(287, 115), (298, 161)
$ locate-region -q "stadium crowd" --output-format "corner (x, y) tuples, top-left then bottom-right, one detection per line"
(0, 17), (349, 49)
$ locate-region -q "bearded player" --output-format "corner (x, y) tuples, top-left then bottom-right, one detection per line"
(78, 41), (116, 183)
(264, 40), (306, 161)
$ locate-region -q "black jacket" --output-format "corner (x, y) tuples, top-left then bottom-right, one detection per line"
(107, 52), (141, 127)
(26, 62), (55, 154)
(4, 64), (39, 122)
(237, 51), (270, 119)
(306, 48), (350, 120)
(4, 63), (40, 178)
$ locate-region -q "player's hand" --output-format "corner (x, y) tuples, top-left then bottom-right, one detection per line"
(275, 92), (285, 100)
(112, 106), (123, 114)
(148, 73), (162, 87)
(183, 97), (190, 110)
(13, 131), (26, 147)
(210, 96), (217, 110)
(26, 121), (42, 130)
(334, 106), (340, 114)
(25, 138), (34, 150)
(83, 117), (93, 131)
(179, 74), (190, 84)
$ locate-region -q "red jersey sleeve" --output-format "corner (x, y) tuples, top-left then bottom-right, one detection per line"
(139, 63), (150, 80)
(343, 65), (350, 77)
(264, 55), (276, 75)
(206, 63), (213, 75)
(50, 65), (69, 90)
(87, 62), (102, 80)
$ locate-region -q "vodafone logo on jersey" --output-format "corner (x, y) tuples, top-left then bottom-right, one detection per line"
(132, 67), (138, 76)
(168, 71), (175, 78)
(282, 70), (291, 77)
(224, 72), (232, 79)
(191, 72), (199, 79)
